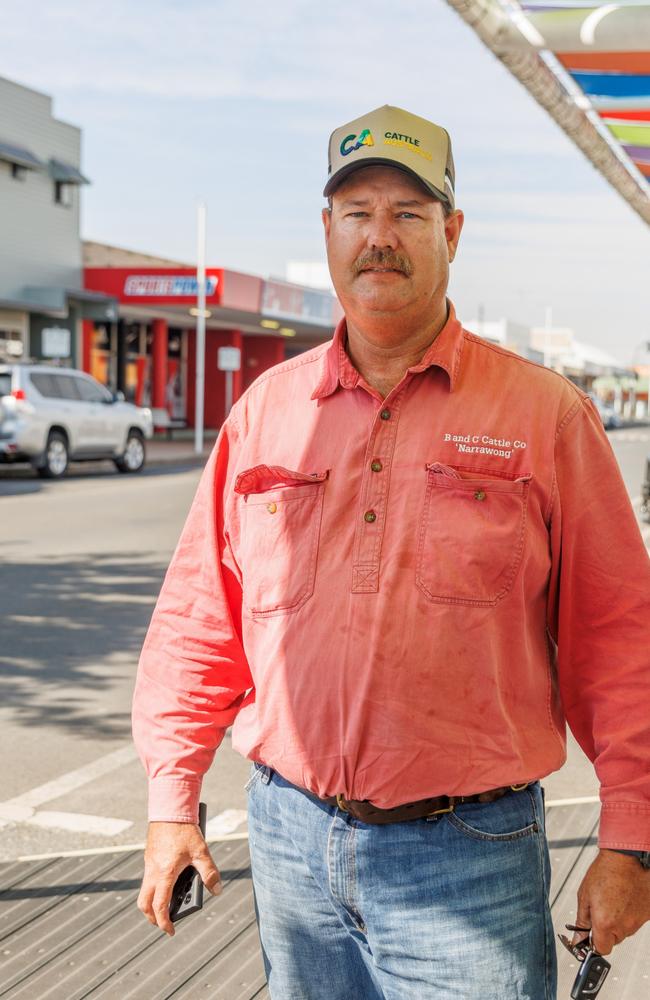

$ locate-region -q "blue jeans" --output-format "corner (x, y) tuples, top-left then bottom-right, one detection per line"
(246, 764), (557, 1000)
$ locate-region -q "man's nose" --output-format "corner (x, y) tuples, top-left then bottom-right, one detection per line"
(365, 214), (399, 251)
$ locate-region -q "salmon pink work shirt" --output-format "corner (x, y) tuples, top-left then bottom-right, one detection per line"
(132, 302), (650, 850)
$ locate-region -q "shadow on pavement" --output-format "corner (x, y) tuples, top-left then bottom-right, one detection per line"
(0, 476), (43, 496)
(0, 552), (168, 739)
(0, 867), (247, 899)
(0, 462), (203, 492)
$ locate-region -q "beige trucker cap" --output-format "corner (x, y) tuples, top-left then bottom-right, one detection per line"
(324, 105), (455, 210)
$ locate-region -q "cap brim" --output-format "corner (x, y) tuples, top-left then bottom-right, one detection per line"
(323, 159), (450, 207)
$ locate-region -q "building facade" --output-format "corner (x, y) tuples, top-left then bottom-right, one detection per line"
(83, 243), (341, 429)
(0, 76), (115, 366)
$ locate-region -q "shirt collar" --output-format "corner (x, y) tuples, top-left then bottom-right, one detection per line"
(311, 300), (464, 401)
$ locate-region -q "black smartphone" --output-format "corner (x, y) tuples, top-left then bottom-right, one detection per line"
(169, 801), (208, 923)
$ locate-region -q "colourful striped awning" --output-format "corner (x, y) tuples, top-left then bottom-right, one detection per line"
(520, 1), (650, 184)
(445, 0), (650, 220)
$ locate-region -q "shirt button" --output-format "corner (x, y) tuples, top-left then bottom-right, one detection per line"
(267, 502), (278, 513)
(370, 460), (382, 473)
(380, 408), (391, 421)
(474, 490), (486, 501)
(364, 510), (377, 523)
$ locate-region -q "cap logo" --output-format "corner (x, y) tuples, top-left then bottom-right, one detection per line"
(340, 128), (374, 157)
(383, 130), (432, 163)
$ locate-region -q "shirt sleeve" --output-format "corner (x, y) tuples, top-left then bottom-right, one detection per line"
(547, 396), (650, 850)
(132, 415), (251, 823)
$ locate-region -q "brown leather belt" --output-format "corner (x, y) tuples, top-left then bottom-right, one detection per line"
(310, 783), (530, 825)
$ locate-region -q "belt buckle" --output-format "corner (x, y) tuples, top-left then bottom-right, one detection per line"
(426, 799), (455, 817)
(336, 793), (349, 812)
(510, 783), (529, 792)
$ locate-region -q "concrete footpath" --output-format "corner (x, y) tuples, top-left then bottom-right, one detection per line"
(146, 430), (218, 469)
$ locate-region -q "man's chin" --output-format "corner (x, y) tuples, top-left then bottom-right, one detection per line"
(349, 290), (412, 314)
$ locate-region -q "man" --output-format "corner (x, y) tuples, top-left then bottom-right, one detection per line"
(134, 106), (650, 999)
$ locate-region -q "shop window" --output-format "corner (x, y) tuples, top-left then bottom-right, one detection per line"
(123, 323), (141, 357)
(93, 323), (111, 351)
(0, 329), (24, 359)
(54, 181), (74, 207)
(168, 331), (182, 358)
(11, 163), (27, 181)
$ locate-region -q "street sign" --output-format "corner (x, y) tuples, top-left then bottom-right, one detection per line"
(42, 327), (71, 357)
(218, 346), (241, 372)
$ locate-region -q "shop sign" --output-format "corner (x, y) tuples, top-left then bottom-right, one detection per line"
(124, 275), (218, 297)
(218, 346), (241, 371)
(84, 268), (223, 306)
(261, 279), (335, 327)
(42, 326), (71, 357)
(261, 280), (304, 321)
(302, 288), (335, 326)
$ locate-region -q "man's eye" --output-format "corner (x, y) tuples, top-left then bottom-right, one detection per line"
(346, 212), (368, 218)
(398, 212), (418, 219)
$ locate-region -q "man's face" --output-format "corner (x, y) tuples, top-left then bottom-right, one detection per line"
(322, 165), (463, 323)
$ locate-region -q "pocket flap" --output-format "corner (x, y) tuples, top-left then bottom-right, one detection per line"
(235, 465), (328, 496)
(426, 463), (532, 494)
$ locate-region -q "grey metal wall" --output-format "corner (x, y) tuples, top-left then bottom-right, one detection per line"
(0, 76), (84, 300)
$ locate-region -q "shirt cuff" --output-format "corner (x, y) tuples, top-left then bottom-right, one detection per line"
(147, 776), (202, 823)
(598, 802), (650, 851)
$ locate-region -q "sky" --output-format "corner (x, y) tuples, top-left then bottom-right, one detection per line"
(1, 0), (649, 363)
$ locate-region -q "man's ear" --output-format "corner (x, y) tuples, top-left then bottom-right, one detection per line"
(322, 206), (332, 244)
(445, 209), (464, 263)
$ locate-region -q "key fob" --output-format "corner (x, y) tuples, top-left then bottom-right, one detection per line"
(169, 802), (207, 923)
(570, 950), (611, 998)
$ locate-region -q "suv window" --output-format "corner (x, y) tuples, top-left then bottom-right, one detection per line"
(75, 376), (111, 403)
(51, 374), (82, 400)
(0, 373), (12, 396)
(30, 372), (61, 398)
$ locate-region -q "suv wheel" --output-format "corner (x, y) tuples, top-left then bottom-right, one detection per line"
(115, 430), (145, 473)
(38, 431), (69, 479)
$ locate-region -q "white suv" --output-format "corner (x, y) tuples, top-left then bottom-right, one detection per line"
(0, 364), (153, 478)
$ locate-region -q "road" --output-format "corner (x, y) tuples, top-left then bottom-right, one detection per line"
(0, 428), (648, 861)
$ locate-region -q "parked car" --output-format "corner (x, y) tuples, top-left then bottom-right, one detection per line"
(0, 364), (153, 478)
(588, 393), (622, 431)
(642, 454), (650, 524)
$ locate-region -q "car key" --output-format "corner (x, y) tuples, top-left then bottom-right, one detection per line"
(169, 801), (208, 923)
(558, 925), (611, 999)
(570, 950), (611, 998)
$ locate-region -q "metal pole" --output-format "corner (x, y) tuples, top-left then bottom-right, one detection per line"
(544, 305), (553, 370)
(194, 202), (207, 455)
(225, 369), (233, 417)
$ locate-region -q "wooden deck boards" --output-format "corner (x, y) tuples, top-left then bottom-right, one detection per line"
(0, 803), (647, 999)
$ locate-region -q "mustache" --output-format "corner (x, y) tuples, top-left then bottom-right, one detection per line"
(353, 250), (413, 277)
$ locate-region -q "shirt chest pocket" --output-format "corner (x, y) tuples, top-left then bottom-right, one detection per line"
(416, 463), (532, 607)
(234, 465), (329, 617)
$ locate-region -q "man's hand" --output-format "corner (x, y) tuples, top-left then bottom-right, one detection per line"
(137, 821), (222, 936)
(571, 849), (650, 955)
